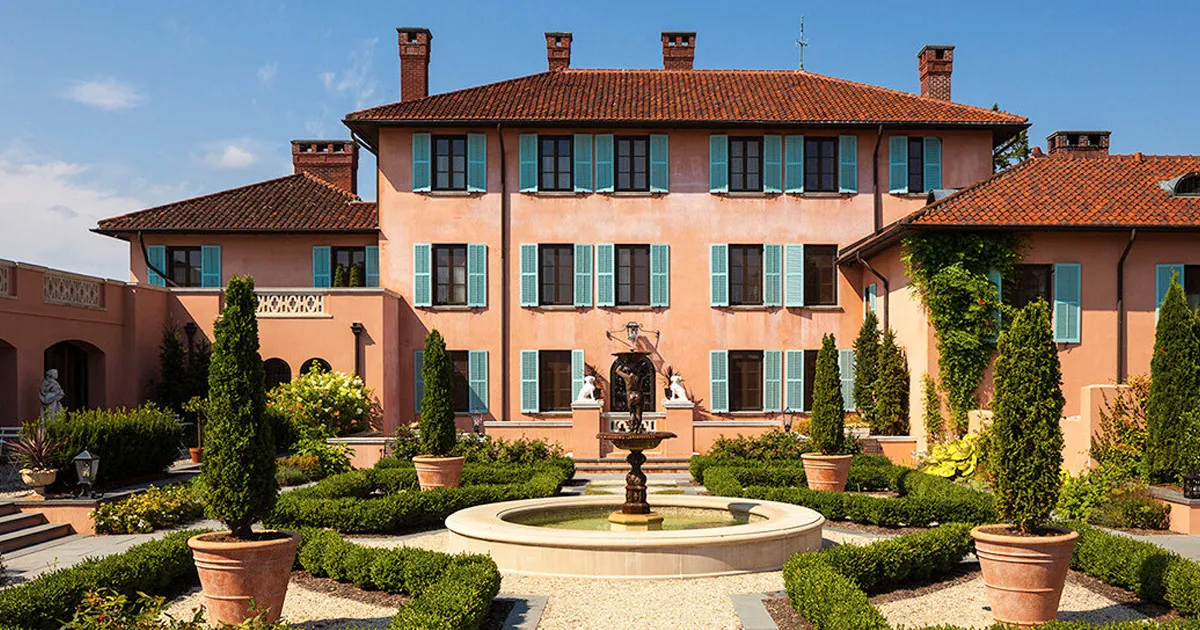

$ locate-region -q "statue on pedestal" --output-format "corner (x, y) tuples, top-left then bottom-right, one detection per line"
(39, 369), (65, 422)
(574, 374), (599, 403)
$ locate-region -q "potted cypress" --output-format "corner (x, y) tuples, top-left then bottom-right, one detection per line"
(802, 334), (853, 491)
(971, 300), (1076, 627)
(412, 329), (464, 489)
(188, 276), (297, 625)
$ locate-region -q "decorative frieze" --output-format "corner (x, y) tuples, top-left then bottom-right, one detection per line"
(256, 291), (326, 318)
(43, 273), (102, 309)
(0, 264), (10, 297)
(605, 413), (660, 433)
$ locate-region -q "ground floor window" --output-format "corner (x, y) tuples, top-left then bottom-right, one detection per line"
(538, 350), (573, 412)
(1187, 265), (1200, 311)
(729, 350), (764, 412)
(264, 358), (292, 390)
(301, 358), (331, 374)
(449, 350), (471, 413)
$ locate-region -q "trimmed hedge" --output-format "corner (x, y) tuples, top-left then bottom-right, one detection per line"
(44, 405), (182, 486)
(266, 459), (574, 533)
(690, 453), (892, 485)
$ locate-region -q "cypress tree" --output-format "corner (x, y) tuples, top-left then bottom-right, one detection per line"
(419, 330), (457, 457)
(1146, 275), (1200, 483)
(348, 264), (362, 288)
(872, 330), (910, 436)
(198, 275), (275, 539)
(809, 334), (845, 455)
(991, 301), (1064, 534)
(853, 310), (881, 430)
(151, 324), (188, 413)
(922, 373), (946, 446)
(332, 264), (346, 288)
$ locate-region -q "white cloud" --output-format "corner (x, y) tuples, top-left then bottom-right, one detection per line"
(318, 38), (379, 108)
(61, 78), (145, 110)
(257, 62), (278, 86)
(320, 72), (336, 90)
(200, 142), (258, 169)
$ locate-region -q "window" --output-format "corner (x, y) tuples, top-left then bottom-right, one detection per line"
(729, 351), (764, 412)
(729, 245), (764, 306)
(166, 247), (202, 287)
(1176, 175), (1200, 196)
(434, 245), (468, 306)
(907, 138), (925, 194)
(729, 137), (763, 192)
(448, 351), (471, 413)
(433, 135), (467, 191)
(538, 350), (573, 412)
(1187, 266), (1200, 311)
(331, 247), (366, 287)
(804, 245), (837, 306)
(616, 136), (650, 192)
(803, 350), (819, 411)
(804, 137), (838, 192)
(539, 244), (574, 306)
(616, 245), (651, 306)
(264, 359), (292, 391)
(540, 136), (573, 191)
(1005, 264), (1053, 309)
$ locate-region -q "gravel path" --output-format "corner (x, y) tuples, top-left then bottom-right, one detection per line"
(164, 581), (398, 629)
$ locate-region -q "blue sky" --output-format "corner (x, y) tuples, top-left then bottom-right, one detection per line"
(2, 0), (1198, 278)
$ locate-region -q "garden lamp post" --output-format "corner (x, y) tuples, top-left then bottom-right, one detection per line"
(783, 408), (798, 433)
(73, 448), (100, 498)
(1184, 470), (1200, 500)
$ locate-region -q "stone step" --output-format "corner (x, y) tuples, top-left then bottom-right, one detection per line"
(0, 502), (17, 517)
(0, 522), (73, 554)
(0, 511), (47, 535)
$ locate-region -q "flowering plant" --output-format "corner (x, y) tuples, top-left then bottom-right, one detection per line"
(267, 365), (378, 436)
(91, 484), (203, 535)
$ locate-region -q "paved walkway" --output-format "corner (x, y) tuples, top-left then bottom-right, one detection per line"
(1105, 527), (1200, 561)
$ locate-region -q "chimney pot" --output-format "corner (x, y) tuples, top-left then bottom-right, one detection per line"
(545, 32), (572, 71)
(661, 31), (696, 70)
(397, 27), (432, 102)
(292, 140), (359, 195)
(917, 45), (954, 100)
(1046, 130), (1111, 157)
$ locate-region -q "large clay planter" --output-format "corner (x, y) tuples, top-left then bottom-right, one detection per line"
(188, 531), (300, 625)
(413, 455), (466, 490)
(801, 453), (853, 492)
(971, 525), (1078, 627)
(20, 468), (56, 499)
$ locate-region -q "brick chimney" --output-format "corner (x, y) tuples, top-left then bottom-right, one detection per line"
(545, 32), (572, 71)
(1046, 130), (1111, 157)
(661, 32), (696, 70)
(918, 45), (954, 100)
(397, 27), (432, 102)
(292, 140), (358, 195)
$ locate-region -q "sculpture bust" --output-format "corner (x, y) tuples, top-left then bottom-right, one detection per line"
(39, 369), (65, 421)
(663, 374), (690, 405)
(574, 374), (598, 403)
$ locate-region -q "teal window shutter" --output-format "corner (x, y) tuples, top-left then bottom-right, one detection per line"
(864, 283), (878, 317)
(312, 246), (331, 288)
(147, 245), (166, 287)
(413, 350), (424, 414)
(595, 134), (614, 193)
(785, 135), (805, 193)
(784, 244), (805, 307)
(709, 135), (728, 193)
(365, 245), (379, 287)
(413, 243), (432, 307)
(519, 244), (539, 307)
(573, 244), (593, 307)
(650, 134), (669, 192)
(596, 244), (615, 307)
(710, 351), (729, 413)
(520, 350), (539, 413)
(1156, 264), (1184, 313)
(1053, 263), (1082, 343)
(468, 350), (488, 413)
(412, 133), (431, 192)
(519, 134), (538, 192)
(710, 244), (729, 307)
(763, 244), (783, 306)
(888, 136), (908, 193)
(467, 133), (487, 192)
(785, 350), (805, 411)
(763, 135), (783, 193)
(200, 246), (221, 288)
(650, 244), (669, 307)
(923, 137), (943, 192)
(839, 135), (858, 193)
(987, 269), (1002, 332)
(838, 349), (856, 412)
(573, 134), (593, 192)
(571, 349), (586, 401)
(467, 243), (487, 307)
(763, 350), (782, 412)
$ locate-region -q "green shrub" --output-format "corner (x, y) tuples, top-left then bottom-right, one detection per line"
(706, 429), (815, 462)
(922, 372), (946, 446)
(1057, 468), (1121, 521)
(871, 330), (910, 436)
(1146, 275), (1200, 484)
(292, 438), (352, 478)
(389, 427), (566, 465)
(810, 334), (846, 455)
(267, 365), (377, 437)
(44, 405), (182, 486)
(92, 484), (203, 534)
(921, 434), (984, 481)
(418, 330), (457, 457)
(149, 324), (190, 415)
(991, 300), (1065, 533)
(853, 310), (882, 429)
(199, 275), (276, 538)
(1091, 375), (1150, 481)
(276, 454), (323, 486)
(1069, 520), (1200, 611)
(1088, 488), (1170, 531)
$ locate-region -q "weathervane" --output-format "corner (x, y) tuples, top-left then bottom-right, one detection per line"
(795, 17), (808, 70)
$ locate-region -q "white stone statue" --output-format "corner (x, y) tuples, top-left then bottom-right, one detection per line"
(663, 374), (691, 405)
(39, 369), (65, 421)
(574, 375), (598, 403)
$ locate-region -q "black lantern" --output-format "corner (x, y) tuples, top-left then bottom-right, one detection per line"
(1184, 470), (1200, 500)
(783, 408), (799, 433)
(73, 449), (100, 498)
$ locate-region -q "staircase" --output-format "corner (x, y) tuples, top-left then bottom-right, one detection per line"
(574, 456), (692, 474)
(0, 502), (72, 553)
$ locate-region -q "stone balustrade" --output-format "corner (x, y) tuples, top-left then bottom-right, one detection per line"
(255, 290), (327, 318)
(42, 272), (103, 309)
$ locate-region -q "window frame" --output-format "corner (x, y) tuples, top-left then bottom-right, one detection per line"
(538, 244), (575, 306)
(728, 350), (764, 412)
(907, 137), (925, 193)
(331, 246), (367, 288)
(166, 246), (203, 288)
(1005, 264), (1054, 309)
(538, 350), (574, 412)
(432, 134), (468, 191)
(432, 244), (469, 306)
(616, 244), (651, 306)
(539, 135), (574, 192)
(804, 137), (839, 193)
(729, 136), (764, 193)
(615, 136), (651, 192)
(803, 245), (838, 306)
(1185, 265), (1200, 311)
(728, 245), (764, 306)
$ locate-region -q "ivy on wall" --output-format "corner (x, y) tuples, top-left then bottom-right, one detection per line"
(902, 232), (1021, 435)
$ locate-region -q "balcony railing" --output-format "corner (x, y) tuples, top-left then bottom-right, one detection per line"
(43, 272), (103, 309)
(255, 290), (327, 318)
(0, 264), (10, 297)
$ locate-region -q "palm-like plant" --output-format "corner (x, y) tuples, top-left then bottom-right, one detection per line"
(10, 427), (66, 472)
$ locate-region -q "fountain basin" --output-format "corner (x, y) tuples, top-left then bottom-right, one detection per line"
(445, 494), (825, 578)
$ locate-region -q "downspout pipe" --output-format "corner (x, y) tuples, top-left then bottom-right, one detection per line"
(136, 230), (174, 287)
(1116, 229), (1137, 383)
(856, 252), (890, 330)
(872, 124), (884, 233)
(498, 123), (510, 422)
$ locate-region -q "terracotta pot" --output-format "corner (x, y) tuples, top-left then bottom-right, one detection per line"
(189, 447), (204, 463)
(971, 525), (1078, 627)
(801, 453), (853, 492)
(20, 468), (56, 499)
(412, 455), (466, 490)
(188, 531), (300, 625)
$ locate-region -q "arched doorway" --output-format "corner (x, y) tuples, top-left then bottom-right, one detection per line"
(0, 338), (16, 427)
(609, 353), (656, 413)
(44, 340), (104, 411)
(264, 358), (292, 390)
(300, 358), (331, 375)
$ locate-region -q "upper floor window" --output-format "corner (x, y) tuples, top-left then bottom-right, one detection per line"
(729, 245), (764, 306)
(167, 247), (202, 287)
(729, 137), (763, 192)
(889, 136), (942, 194)
(907, 138), (926, 194)
(804, 245), (838, 306)
(434, 244), (468, 306)
(616, 137), (650, 192)
(433, 135), (467, 191)
(1005, 264), (1053, 309)
(540, 136), (573, 191)
(538, 350), (574, 412)
(331, 246), (366, 287)
(616, 245), (651, 306)
(539, 244), (574, 306)
(804, 137), (838, 193)
(711, 243), (837, 308)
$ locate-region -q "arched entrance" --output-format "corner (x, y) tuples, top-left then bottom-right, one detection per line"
(44, 340), (105, 411)
(264, 358), (292, 390)
(609, 353), (656, 413)
(0, 338), (16, 427)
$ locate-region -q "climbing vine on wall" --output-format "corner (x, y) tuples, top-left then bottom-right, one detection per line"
(902, 232), (1021, 435)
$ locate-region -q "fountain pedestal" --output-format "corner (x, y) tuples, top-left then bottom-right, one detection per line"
(597, 431), (676, 531)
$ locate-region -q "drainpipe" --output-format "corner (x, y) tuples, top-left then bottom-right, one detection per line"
(872, 124), (884, 233)
(136, 231), (174, 287)
(350, 322), (365, 376)
(498, 124), (509, 422)
(856, 252), (890, 330)
(1116, 229), (1137, 383)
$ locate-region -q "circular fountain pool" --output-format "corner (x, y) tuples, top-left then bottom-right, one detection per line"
(445, 495), (824, 578)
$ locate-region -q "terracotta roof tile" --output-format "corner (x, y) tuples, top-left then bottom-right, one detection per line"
(95, 174), (377, 234)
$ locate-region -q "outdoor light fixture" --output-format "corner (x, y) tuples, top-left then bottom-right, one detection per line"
(783, 408), (798, 433)
(606, 321), (660, 349)
(471, 414), (485, 435)
(73, 449), (100, 498)
(1184, 470), (1200, 500)
(624, 321), (640, 345)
